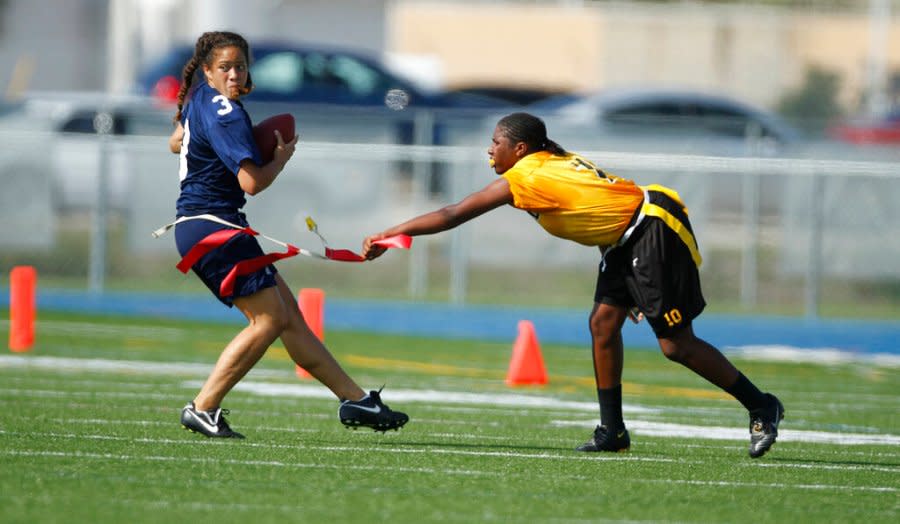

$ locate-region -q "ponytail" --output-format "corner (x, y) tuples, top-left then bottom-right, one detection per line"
(172, 31), (254, 124)
(543, 138), (567, 156)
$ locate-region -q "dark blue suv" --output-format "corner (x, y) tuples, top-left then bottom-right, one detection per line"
(136, 41), (512, 115)
(141, 42), (410, 108)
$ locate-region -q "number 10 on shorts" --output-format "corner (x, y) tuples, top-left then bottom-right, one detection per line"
(663, 308), (683, 327)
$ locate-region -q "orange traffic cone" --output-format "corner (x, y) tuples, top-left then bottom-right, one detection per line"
(505, 320), (547, 386)
(295, 288), (325, 379)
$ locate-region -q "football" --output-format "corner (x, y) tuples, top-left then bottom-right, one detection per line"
(252, 113), (296, 164)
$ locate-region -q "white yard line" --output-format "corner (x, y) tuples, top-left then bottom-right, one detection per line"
(549, 419), (900, 447)
(0, 354), (292, 379)
(2, 354), (898, 448)
(0, 319), (185, 340)
(1, 449), (489, 477)
(726, 345), (900, 367)
(216, 380), (658, 414)
(1, 447), (895, 493)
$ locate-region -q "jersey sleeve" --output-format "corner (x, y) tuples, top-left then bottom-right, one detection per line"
(502, 165), (560, 212)
(201, 95), (262, 174)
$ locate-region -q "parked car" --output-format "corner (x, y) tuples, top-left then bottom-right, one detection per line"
(828, 110), (900, 145)
(444, 84), (567, 106)
(525, 87), (802, 156)
(136, 41), (517, 140)
(140, 41), (430, 109)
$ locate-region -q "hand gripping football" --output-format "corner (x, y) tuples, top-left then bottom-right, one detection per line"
(253, 113), (296, 163)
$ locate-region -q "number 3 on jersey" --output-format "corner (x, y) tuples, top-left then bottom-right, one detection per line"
(663, 308), (683, 328)
(212, 94), (233, 115)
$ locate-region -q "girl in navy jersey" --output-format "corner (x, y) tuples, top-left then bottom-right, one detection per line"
(168, 31), (407, 438)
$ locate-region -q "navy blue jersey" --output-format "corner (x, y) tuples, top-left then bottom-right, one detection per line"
(176, 83), (262, 215)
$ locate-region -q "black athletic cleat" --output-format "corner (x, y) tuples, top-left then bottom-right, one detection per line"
(748, 393), (784, 458)
(181, 402), (245, 439)
(339, 389), (408, 432)
(576, 425), (631, 452)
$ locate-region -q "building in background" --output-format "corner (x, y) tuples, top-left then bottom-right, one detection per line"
(0, 1), (897, 117)
(0, 0), (391, 98)
(388, 1), (900, 115)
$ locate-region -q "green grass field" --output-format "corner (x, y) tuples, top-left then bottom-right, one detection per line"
(1, 310), (897, 523)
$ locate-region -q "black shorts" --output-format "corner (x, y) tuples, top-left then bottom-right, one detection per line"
(594, 196), (705, 338)
(174, 212), (278, 307)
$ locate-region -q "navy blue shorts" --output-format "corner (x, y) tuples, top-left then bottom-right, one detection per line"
(174, 212), (278, 307)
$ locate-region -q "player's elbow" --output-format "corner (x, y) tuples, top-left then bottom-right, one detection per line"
(242, 183), (264, 196)
(237, 167), (273, 195)
(438, 207), (464, 229)
(238, 178), (264, 195)
(440, 203), (483, 229)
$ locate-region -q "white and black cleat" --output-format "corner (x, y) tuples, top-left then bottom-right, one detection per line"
(339, 389), (408, 432)
(181, 402), (245, 439)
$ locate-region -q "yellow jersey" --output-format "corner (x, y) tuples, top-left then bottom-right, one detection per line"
(502, 151), (644, 248)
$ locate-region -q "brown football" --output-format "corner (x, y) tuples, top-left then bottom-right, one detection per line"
(252, 113), (296, 163)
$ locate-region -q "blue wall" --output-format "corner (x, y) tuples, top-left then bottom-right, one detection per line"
(4, 288), (898, 355)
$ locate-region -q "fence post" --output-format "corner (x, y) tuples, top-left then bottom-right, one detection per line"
(88, 110), (113, 294)
(804, 171), (824, 319)
(448, 154), (475, 305)
(407, 110), (434, 300)
(740, 171), (760, 308)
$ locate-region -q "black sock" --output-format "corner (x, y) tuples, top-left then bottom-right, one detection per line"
(725, 372), (768, 412)
(597, 385), (624, 430)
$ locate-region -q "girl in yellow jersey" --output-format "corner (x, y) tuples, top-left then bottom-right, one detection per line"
(363, 113), (784, 459)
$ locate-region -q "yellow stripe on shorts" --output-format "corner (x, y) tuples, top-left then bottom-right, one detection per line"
(638, 184), (703, 268)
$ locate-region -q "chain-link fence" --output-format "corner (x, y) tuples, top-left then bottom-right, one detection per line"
(1, 108), (898, 320)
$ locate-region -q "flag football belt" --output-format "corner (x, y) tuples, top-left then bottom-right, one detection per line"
(152, 214), (411, 297)
(603, 184), (702, 269)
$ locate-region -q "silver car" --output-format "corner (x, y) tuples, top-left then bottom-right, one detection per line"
(0, 92), (175, 212)
(526, 87), (802, 157)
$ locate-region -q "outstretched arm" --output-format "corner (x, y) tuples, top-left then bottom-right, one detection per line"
(363, 177), (514, 259)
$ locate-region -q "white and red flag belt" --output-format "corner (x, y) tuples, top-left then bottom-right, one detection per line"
(152, 214), (411, 297)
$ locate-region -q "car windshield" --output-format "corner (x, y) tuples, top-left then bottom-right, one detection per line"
(530, 90), (800, 144)
(329, 55), (384, 96)
(251, 52), (304, 93)
(605, 101), (758, 138)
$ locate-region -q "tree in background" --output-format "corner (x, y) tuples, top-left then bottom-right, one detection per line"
(777, 66), (844, 135)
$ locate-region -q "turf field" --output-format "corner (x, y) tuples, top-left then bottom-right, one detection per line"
(1, 311), (897, 523)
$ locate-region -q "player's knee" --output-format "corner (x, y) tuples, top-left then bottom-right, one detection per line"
(589, 308), (620, 349)
(658, 339), (687, 363)
(273, 311), (291, 333)
(257, 310), (289, 337)
(591, 329), (618, 351)
(657, 328), (695, 363)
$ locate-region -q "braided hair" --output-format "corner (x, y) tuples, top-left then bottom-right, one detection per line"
(496, 112), (567, 156)
(172, 31), (254, 124)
